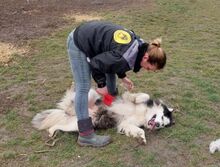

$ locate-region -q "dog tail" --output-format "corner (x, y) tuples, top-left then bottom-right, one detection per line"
(31, 109), (66, 130)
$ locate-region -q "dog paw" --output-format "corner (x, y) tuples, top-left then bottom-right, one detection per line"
(48, 132), (54, 138)
(118, 128), (125, 134)
(48, 128), (56, 138)
(136, 130), (146, 144)
(135, 93), (150, 104)
(136, 136), (147, 145)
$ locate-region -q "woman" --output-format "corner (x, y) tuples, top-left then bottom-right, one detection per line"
(67, 21), (166, 147)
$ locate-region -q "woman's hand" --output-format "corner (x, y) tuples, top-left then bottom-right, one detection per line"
(121, 77), (134, 91)
(96, 86), (109, 96)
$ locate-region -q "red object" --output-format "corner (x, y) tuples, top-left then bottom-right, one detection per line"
(103, 94), (115, 106)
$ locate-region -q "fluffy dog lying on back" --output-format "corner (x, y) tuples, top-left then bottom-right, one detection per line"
(32, 85), (174, 144)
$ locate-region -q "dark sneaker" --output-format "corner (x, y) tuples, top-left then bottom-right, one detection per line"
(77, 133), (111, 147)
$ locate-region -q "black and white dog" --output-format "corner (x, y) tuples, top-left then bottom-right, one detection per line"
(32, 85), (174, 144)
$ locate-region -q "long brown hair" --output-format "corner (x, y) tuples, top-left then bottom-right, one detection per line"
(147, 38), (166, 69)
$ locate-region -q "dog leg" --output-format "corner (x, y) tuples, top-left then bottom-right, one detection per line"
(117, 122), (146, 144)
(122, 92), (150, 104)
(122, 92), (136, 103)
(48, 122), (78, 137)
(134, 93), (150, 104)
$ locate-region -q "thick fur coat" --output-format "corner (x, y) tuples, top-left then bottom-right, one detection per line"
(32, 86), (174, 144)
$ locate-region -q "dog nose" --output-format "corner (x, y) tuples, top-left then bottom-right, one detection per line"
(155, 122), (160, 127)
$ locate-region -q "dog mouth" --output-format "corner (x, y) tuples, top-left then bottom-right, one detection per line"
(148, 114), (156, 130)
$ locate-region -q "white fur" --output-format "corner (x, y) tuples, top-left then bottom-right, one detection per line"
(32, 87), (171, 143)
(32, 88), (100, 137)
(209, 139), (220, 154)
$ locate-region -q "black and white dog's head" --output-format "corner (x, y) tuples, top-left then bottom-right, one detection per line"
(144, 99), (174, 130)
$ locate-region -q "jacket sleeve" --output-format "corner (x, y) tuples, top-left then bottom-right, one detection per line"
(89, 51), (130, 88)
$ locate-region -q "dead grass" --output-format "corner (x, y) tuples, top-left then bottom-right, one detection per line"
(0, 12), (101, 66)
(0, 42), (28, 66)
(63, 13), (102, 22)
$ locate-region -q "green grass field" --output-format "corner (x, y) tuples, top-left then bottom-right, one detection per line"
(1, 0), (220, 166)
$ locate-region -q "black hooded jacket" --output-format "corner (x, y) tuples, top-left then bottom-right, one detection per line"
(73, 21), (148, 88)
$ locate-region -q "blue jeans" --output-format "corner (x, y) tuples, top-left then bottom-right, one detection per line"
(67, 30), (116, 120)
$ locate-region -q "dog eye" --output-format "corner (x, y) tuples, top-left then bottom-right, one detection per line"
(152, 114), (156, 119)
(162, 116), (164, 121)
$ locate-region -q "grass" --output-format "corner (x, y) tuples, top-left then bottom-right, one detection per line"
(1, 0), (220, 166)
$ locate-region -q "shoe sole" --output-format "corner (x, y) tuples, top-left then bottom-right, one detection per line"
(77, 139), (112, 147)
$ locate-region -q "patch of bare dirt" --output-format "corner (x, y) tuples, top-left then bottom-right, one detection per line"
(0, 0), (152, 64)
(0, 84), (29, 115)
(0, 0), (152, 44)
